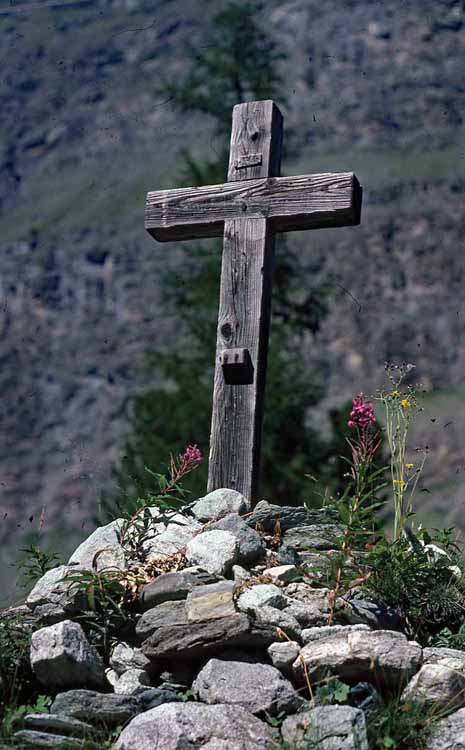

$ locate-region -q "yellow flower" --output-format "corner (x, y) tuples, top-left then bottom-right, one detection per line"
(405, 463), (414, 469)
(391, 390), (401, 397)
(401, 399), (411, 408)
(393, 479), (405, 489)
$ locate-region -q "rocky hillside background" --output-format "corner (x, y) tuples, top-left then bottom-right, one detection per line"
(1, 0), (465, 605)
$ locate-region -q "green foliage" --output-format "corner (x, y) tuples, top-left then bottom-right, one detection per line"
(432, 623), (465, 651)
(66, 568), (133, 662)
(16, 543), (62, 589)
(1, 694), (51, 742)
(365, 697), (438, 750)
(362, 528), (465, 645)
(314, 677), (351, 706)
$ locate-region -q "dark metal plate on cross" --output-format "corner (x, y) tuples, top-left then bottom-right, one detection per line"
(145, 99), (362, 503)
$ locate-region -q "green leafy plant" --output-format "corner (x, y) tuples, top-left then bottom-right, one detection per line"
(362, 528), (465, 644)
(311, 393), (387, 624)
(0, 693), (51, 742)
(314, 676), (351, 706)
(376, 363), (427, 540)
(432, 622), (465, 650)
(66, 567), (133, 662)
(365, 695), (448, 750)
(16, 543), (62, 588)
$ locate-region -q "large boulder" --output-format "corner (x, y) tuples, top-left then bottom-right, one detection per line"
(68, 520), (126, 571)
(192, 658), (302, 715)
(190, 488), (250, 522)
(294, 626), (422, 690)
(281, 705), (368, 750)
(113, 701), (275, 750)
(30, 621), (107, 690)
(185, 530), (239, 576)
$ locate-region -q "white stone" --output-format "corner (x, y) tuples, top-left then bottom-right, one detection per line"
(68, 519), (126, 571)
(185, 530), (238, 576)
(237, 584), (287, 612)
(191, 488), (250, 522)
(263, 565), (299, 583)
(30, 620), (107, 689)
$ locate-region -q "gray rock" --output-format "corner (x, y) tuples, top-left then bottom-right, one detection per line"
(142, 519), (201, 560)
(426, 707), (465, 749)
(186, 530), (238, 575)
(193, 658), (302, 716)
(68, 519), (126, 571)
(232, 564), (251, 583)
(342, 595), (404, 631)
(283, 524), (344, 551)
(113, 701), (275, 750)
(137, 687), (184, 711)
(211, 513), (265, 564)
(301, 624), (370, 644)
(191, 488), (250, 522)
(424, 647), (465, 669)
(284, 585), (343, 626)
(23, 713), (101, 738)
(402, 662), (465, 711)
(51, 690), (142, 727)
(268, 641), (301, 675)
(113, 668), (152, 695)
(245, 501), (338, 532)
(186, 580), (236, 622)
(139, 567), (218, 609)
(141, 613), (276, 660)
(26, 565), (84, 611)
(34, 603), (69, 626)
(136, 600), (188, 640)
(30, 620), (107, 689)
(110, 642), (151, 675)
(12, 730), (90, 748)
(295, 627), (422, 690)
(281, 704), (368, 750)
(263, 564), (300, 583)
(251, 605), (302, 641)
(237, 584), (287, 611)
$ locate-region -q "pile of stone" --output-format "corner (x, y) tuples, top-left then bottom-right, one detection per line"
(9, 489), (465, 749)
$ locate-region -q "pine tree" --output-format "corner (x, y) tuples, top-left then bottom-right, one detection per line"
(103, 0), (343, 518)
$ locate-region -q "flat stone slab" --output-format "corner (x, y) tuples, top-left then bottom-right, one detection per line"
(136, 600), (189, 641)
(294, 626), (422, 690)
(139, 568), (218, 609)
(51, 690), (142, 727)
(141, 613), (276, 660)
(244, 501), (338, 532)
(193, 658), (302, 715)
(23, 713), (101, 738)
(186, 581), (236, 622)
(12, 730), (92, 748)
(113, 701), (275, 750)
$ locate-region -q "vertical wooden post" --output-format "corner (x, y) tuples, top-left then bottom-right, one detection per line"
(207, 100), (283, 501)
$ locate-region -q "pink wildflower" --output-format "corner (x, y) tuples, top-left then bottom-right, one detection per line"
(348, 393), (376, 430)
(181, 444), (203, 465)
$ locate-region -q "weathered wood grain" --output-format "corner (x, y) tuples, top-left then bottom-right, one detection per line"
(145, 172), (362, 241)
(207, 100), (283, 499)
(144, 98), (363, 504)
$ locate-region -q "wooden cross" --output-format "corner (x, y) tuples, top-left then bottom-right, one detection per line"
(145, 100), (362, 502)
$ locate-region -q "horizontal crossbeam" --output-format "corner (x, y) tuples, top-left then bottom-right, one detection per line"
(145, 172), (362, 242)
